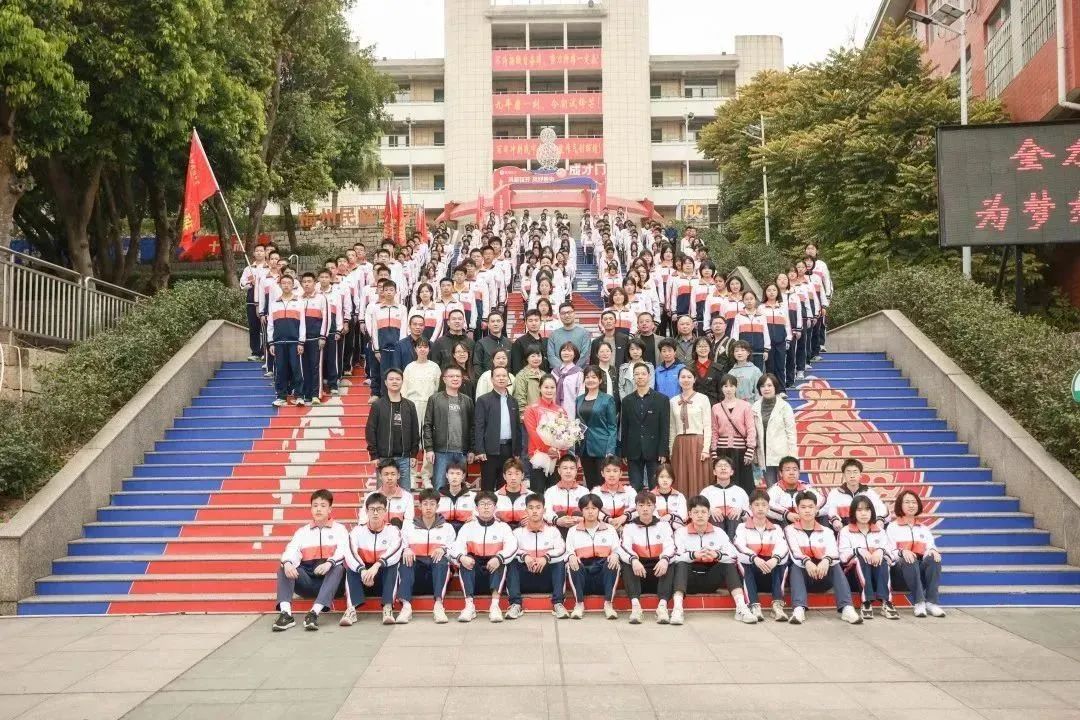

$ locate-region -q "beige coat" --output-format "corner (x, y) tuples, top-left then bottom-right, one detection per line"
(752, 396), (797, 468)
(668, 392), (713, 453)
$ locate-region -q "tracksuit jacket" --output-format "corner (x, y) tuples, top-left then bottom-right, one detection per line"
(358, 489), (415, 527)
(732, 310), (772, 355)
(783, 522), (840, 569)
(450, 517), (518, 565)
(564, 522), (620, 560)
(761, 302), (792, 348)
(617, 517), (676, 563)
(495, 488), (529, 525)
(594, 485), (636, 523)
(838, 522), (898, 566)
(300, 292), (330, 341)
(438, 487), (477, 526)
(885, 518), (938, 557)
(766, 482), (823, 524)
(823, 485), (889, 527)
(701, 483), (750, 522)
(544, 484), (589, 523)
(673, 523), (740, 564)
(266, 295), (306, 345)
(365, 302), (408, 352)
(732, 520), (790, 565)
(279, 521), (348, 569)
(513, 524), (567, 563)
(653, 489), (688, 526)
(344, 522), (403, 572)
(403, 516), (457, 559)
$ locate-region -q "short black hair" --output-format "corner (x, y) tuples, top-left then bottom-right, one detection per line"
(377, 458), (399, 474)
(525, 493), (545, 507)
(310, 489), (334, 505)
(841, 458), (864, 474)
(383, 367), (404, 381)
(475, 490), (498, 506)
(578, 493), (602, 511)
(365, 492), (388, 509)
(634, 491), (655, 506)
(418, 488), (440, 504)
(687, 494), (710, 512)
(794, 491), (818, 508)
(749, 489), (770, 505)
(557, 453), (578, 468)
(301, 271), (316, 281)
(601, 455), (622, 471)
(778, 456), (800, 471)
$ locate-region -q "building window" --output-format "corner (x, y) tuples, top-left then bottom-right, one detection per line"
(434, 131), (445, 146)
(1021, 0), (1056, 65)
(684, 83), (719, 98)
(651, 127), (663, 143)
(494, 130), (510, 138)
(950, 47), (973, 101)
(689, 172), (720, 186)
(394, 83), (411, 103)
(652, 170), (664, 187)
(434, 174), (445, 191)
(388, 136), (399, 148)
(433, 87), (445, 102)
(985, 1), (1015, 99)
(650, 84), (662, 99)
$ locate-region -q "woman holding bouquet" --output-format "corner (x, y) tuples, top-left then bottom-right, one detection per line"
(576, 366), (618, 488)
(523, 375), (569, 489)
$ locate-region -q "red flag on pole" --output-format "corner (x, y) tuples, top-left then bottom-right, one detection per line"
(416, 203), (427, 241)
(383, 187), (393, 239)
(394, 188), (405, 245)
(179, 129), (221, 253)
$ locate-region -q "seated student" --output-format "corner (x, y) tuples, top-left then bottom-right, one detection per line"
(701, 457), (750, 538)
(273, 489), (347, 632)
(618, 491), (677, 625)
(565, 494), (622, 620)
(438, 462), (476, 531)
(509, 493), (569, 620)
(399, 488), (457, 624)
(451, 490), (519, 623)
(358, 459), (415, 528)
(495, 458), (530, 526)
(784, 491), (862, 625)
(342, 492), (404, 627)
(824, 458), (889, 532)
(652, 464), (688, 527)
(593, 456), (636, 529)
(672, 495), (759, 626)
(544, 455), (589, 534)
(734, 489), (791, 622)
(839, 496), (899, 620)
(766, 456), (822, 525)
(887, 490), (946, 618)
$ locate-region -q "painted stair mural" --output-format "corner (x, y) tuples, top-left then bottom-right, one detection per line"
(16, 258), (1080, 614)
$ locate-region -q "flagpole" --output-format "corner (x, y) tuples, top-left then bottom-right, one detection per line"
(218, 190), (251, 267)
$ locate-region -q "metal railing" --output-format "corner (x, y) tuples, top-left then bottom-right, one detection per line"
(0, 246), (146, 345)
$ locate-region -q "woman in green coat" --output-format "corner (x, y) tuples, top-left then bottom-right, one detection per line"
(576, 365), (619, 489)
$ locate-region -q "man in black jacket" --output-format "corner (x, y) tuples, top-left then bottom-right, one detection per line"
(634, 312), (662, 365)
(620, 362), (670, 491)
(364, 368), (420, 489)
(431, 309), (475, 368)
(589, 311), (628, 366)
(473, 366), (521, 492)
(474, 311), (512, 373)
(510, 309), (549, 374)
(423, 366), (474, 490)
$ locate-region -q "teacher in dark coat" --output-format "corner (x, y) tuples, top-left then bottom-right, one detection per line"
(576, 366), (618, 489)
(473, 366), (521, 492)
(620, 361), (670, 491)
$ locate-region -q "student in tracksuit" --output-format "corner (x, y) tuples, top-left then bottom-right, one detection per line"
(318, 269), (347, 396)
(761, 283), (792, 389)
(888, 490), (946, 618)
(565, 493), (622, 620)
(839, 495), (900, 620)
(731, 291), (771, 373)
(619, 492), (677, 625)
(784, 491), (862, 625)
(734, 490), (791, 622)
(239, 245), (268, 360)
(364, 279), (408, 398)
(452, 491), (519, 623)
(298, 273), (329, 405)
(266, 274), (305, 407)
(271, 489), (347, 632)
(398, 488), (457, 624)
(508, 493), (569, 620)
(778, 271), (804, 388)
(342, 492), (403, 627)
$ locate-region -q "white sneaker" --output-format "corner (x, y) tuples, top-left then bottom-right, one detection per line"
(310, 397), (322, 405)
(381, 605), (395, 625)
(669, 608), (684, 626)
(295, 398), (307, 407)
(458, 604), (476, 623)
(840, 605), (863, 625)
(247, 355), (261, 362)
(789, 607), (806, 625)
(339, 607), (357, 627)
(772, 600), (789, 622)
(655, 605), (670, 624)
(749, 603), (764, 622)
(432, 602), (448, 624)
(603, 602), (618, 620)
(912, 602), (927, 618)
(330, 388), (341, 396)
(264, 371), (274, 377)
(734, 607), (759, 624)
(395, 604), (412, 624)
(926, 603), (947, 618)
(489, 604), (504, 623)
(629, 607), (643, 625)
(506, 603), (523, 620)
(272, 399), (287, 407)
(571, 603), (585, 620)
(552, 603), (569, 619)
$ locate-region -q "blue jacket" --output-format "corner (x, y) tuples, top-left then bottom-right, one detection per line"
(654, 361), (684, 399)
(576, 392), (618, 458)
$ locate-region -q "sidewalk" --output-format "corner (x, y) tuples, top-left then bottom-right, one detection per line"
(1, 608), (1079, 720)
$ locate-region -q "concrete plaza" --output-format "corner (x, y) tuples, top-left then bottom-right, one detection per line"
(2, 609), (1080, 720)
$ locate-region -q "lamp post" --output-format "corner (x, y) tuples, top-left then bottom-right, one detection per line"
(908, 1), (969, 277)
(741, 113), (771, 246)
(683, 112), (695, 188)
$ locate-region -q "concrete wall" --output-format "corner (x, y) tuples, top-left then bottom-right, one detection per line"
(445, 0), (494, 194)
(829, 310), (1080, 565)
(601, 0), (651, 198)
(734, 35), (785, 86)
(1, 344), (63, 401)
(0, 321), (248, 614)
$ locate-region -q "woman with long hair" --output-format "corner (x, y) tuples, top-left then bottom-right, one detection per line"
(752, 373), (797, 488)
(438, 341), (477, 400)
(711, 374), (757, 494)
(618, 338), (654, 399)
(777, 271), (804, 389)
(552, 341), (585, 419)
(668, 367), (714, 497)
(761, 283), (792, 388)
(651, 464), (687, 526)
(606, 287), (637, 336)
(690, 336), (724, 406)
(724, 276), (745, 336)
(576, 366), (618, 488)
(839, 496), (899, 620)
(887, 490), (946, 618)
(522, 375), (568, 489)
(408, 282), (443, 341)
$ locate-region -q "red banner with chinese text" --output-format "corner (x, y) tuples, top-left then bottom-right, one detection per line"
(492, 93), (602, 117)
(492, 137), (604, 162)
(492, 48), (602, 72)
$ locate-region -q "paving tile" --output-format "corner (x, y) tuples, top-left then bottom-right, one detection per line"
(872, 711), (984, 720)
(21, 650), (130, 673)
(63, 634), (158, 652)
(66, 667), (187, 693)
(939, 681), (1070, 709)
(739, 682), (873, 711)
(105, 649), (212, 671)
(338, 686), (448, 714)
(856, 681), (967, 709)
(3, 669), (88, 694)
(441, 686), (548, 719)
(633, 660), (731, 685)
(985, 653), (1080, 681)
(897, 656), (1016, 682)
(116, 703), (189, 720)
(1030, 681), (1080, 707)
(449, 662), (551, 686)
(16, 691), (151, 720)
(173, 703), (243, 720)
(646, 683), (758, 712)
(0, 695), (46, 720)
(559, 661), (642, 685)
(976, 711), (1080, 720)
(142, 690), (253, 706)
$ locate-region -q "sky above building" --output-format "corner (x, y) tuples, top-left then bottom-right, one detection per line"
(348, 0), (877, 67)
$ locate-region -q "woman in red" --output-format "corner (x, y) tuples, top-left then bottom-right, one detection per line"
(522, 374), (568, 489)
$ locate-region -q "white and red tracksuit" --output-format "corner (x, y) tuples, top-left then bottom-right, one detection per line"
(437, 487), (476, 527)
(823, 485), (889, 527)
(766, 482), (823, 524)
(594, 485), (636, 524)
(358, 489), (415, 527)
(653, 489), (688, 526)
(544, 483), (589, 524)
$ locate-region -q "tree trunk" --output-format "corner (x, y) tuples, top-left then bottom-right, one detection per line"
(46, 155), (102, 278)
(13, 205), (62, 263)
(117, 164), (144, 285)
(147, 171), (173, 292)
(282, 197), (298, 253)
(213, 195), (240, 289)
(0, 99), (27, 250)
(98, 174), (125, 284)
(331, 189), (338, 215)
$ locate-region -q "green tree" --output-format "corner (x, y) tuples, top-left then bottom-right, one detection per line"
(698, 24), (1006, 286)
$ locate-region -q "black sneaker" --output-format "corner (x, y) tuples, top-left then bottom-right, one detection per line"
(303, 610), (319, 631)
(272, 612), (295, 632)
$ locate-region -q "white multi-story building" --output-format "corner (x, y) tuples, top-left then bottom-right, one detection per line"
(335, 0), (783, 223)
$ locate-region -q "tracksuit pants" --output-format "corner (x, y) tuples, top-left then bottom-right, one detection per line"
(739, 561), (788, 605)
(893, 555), (942, 605)
(768, 338), (788, 388)
(369, 342), (399, 397)
(507, 560), (566, 606)
(788, 562), (854, 611)
(786, 335), (800, 386)
(301, 339), (322, 401)
(459, 558), (508, 598)
(246, 303), (261, 356)
(621, 558), (675, 602)
(472, 301), (485, 343)
(276, 563), (344, 612)
(796, 326), (809, 372)
(751, 351), (766, 373)
(809, 316), (823, 359)
(344, 565), (399, 608)
(397, 557), (450, 602)
(845, 557), (892, 605)
(569, 559), (619, 603)
(673, 561), (742, 597)
(323, 333), (339, 391)
(273, 341), (302, 399)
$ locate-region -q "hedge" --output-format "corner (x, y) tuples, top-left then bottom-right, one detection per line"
(829, 266), (1080, 476)
(0, 280), (246, 499)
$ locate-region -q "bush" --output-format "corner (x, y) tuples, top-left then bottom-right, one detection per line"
(830, 266), (1080, 476)
(705, 237), (792, 288)
(0, 280), (245, 499)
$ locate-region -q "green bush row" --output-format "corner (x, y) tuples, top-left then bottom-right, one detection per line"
(0, 281), (246, 499)
(829, 266), (1080, 476)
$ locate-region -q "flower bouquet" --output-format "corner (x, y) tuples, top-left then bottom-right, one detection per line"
(531, 411), (586, 476)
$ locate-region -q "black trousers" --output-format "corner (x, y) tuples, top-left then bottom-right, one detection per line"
(580, 455), (604, 489)
(480, 442), (515, 492)
(621, 558), (675, 601)
(673, 561), (741, 595)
